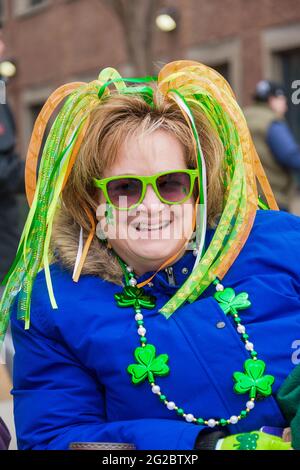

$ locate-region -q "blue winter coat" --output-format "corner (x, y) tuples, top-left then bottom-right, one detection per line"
(10, 210), (300, 450)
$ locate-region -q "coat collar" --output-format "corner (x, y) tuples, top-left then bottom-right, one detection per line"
(135, 228), (215, 293)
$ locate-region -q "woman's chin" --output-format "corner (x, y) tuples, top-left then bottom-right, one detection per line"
(130, 239), (180, 260)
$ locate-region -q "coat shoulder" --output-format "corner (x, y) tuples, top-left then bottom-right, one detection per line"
(242, 209), (300, 274)
(252, 209), (300, 238)
(24, 263), (120, 337)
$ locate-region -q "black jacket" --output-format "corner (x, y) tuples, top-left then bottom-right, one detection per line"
(0, 102), (24, 282)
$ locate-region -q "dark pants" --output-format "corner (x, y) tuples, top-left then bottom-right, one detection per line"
(0, 285), (14, 378)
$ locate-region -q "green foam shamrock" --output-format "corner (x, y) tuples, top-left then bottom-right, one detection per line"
(233, 359), (275, 399)
(214, 287), (251, 315)
(115, 285), (156, 309)
(127, 344), (169, 384)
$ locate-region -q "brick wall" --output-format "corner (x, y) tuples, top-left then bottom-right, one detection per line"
(1, 0), (300, 154)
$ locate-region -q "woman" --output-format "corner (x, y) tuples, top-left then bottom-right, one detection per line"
(0, 61), (299, 450)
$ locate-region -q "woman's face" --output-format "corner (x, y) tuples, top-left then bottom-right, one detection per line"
(96, 129), (196, 276)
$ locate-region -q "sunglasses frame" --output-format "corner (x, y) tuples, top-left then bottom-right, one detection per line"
(93, 169), (199, 210)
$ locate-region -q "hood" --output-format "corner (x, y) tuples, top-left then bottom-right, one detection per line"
(51, 208), (123, 286)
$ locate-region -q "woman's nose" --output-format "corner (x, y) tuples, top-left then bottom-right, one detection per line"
(134, 183), (166, 217)
(140, 183), (163, 209)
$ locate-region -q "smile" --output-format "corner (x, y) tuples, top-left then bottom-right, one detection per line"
(135, 220), (171, 232)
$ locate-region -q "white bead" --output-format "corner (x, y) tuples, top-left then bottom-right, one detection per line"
(229, 415), (239, 424)
(167, 401), (176, 410)
(126, 266), (133, 272)
(138, 327), (146, 336)
(135, 313), (143, 321)
(193, 249), (198, 257)
(207, 419), (216, 428)
(185, 413), (195, 423)
(245, 341), (254, 351)
(237, 324), (246, 334)
(246, 400), (255, 410)
(216, 283), (224, 292)
(151, 385), (160, 394)
(129, 278), (137, 286)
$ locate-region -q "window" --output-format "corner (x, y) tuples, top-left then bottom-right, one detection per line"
(14, 0), (49, 16)
(278, 48), (300, 144)
(212, 63), (230, 84)
(0, 0), (6, 21)
(29, 0), (45, 5)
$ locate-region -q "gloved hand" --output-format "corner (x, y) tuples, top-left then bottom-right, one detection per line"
(217, 431), (293, 450)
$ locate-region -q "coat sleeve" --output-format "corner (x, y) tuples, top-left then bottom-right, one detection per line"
(10, 301), (202, 450)
(267, 121), (300, 171)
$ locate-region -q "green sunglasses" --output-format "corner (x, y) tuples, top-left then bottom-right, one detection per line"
(93, 169), (199, 210)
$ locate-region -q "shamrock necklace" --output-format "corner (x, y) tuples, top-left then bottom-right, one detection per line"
(114, 257), (275, 429)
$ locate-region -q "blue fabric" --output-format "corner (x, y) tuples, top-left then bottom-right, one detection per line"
(267, 121), (300, 171)
(10, 210), (300, 450)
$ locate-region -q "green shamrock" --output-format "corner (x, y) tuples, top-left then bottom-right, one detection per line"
(234, 433), (259, 450)
(214, 287), (251, 315)
(127, 344), (169, 384)
(114, 286), (156, 309)
(233, 359), (275, 399)
(105, 203), (114, 225)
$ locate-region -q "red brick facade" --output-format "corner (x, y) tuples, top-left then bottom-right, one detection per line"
(1, 0), (300, 154)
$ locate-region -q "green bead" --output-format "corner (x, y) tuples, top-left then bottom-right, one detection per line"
(242, 333), (249, 340)
(240, 410), (247, 418)
(137, 320), (144, 325)
(176, 408), (184, 416)
(234, 317), (241, 323)
(140, 337), (147, 343)
(159, 394), (167, 402)
(197, 418), (204, 425)
(219, 418), (228, 426)
(251, 351), (258, 357)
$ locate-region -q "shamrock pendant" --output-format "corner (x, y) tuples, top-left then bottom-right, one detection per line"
(127, 344), (169, 384)
(233, 359), (275, 399)
(115, 285), (156, 310)
(214, 287), (251, 315)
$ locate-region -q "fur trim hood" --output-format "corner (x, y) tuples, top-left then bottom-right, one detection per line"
(51, 208), (123, 286)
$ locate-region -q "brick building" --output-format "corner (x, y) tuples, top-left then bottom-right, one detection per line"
(1, 0), (300, 156)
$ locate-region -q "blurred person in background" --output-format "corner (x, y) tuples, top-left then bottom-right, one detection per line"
(0, 25), (24, 385)
(0, 417), (10, 450)
(0, 25), (24, 291)
(244, 80), (300, 211)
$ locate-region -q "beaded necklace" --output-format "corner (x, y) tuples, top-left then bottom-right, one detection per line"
(114, 256), (275, 429)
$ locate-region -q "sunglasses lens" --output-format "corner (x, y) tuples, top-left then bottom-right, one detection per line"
(156, 172), (192, 203)
(107, 178), (142, 208)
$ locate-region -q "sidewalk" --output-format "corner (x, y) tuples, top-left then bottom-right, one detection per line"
(0, 365), (17, 450)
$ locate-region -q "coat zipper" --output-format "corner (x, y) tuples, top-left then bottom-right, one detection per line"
(165, 266), (176, 286)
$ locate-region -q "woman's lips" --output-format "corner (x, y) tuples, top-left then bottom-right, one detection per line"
(135, 220), (172, 232)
